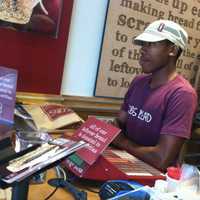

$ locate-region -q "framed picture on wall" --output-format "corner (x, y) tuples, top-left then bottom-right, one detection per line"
(0, 0), (63, 38)
(95, 0), (200, 98)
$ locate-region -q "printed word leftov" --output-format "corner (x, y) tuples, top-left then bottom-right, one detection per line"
(109, 59), (142, 75)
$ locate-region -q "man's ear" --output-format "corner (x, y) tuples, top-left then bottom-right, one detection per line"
(169, 45), (178, 57)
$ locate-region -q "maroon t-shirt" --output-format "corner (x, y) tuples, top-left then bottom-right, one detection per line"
(121, 74), (197, 146)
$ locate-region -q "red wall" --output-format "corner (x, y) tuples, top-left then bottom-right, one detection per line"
(0, 1), (73, 94)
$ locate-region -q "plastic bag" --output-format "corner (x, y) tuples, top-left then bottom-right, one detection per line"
(178, 163), (200, 194)
(153, 164), (200, 199)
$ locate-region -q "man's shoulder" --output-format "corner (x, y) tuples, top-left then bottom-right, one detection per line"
(168, 75), (197, 106)
(174, 75), (197, 95)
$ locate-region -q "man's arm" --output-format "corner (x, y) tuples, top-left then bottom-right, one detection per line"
(112, 110), (185, 171)
(112, 132), (185, 171)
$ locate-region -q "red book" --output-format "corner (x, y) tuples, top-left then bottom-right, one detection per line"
(64, 117), (121, 177)
(63, 118), (164, 185)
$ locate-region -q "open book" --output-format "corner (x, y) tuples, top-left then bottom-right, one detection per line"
(14, 103), (83, 132)
(1, 137), (87, 184)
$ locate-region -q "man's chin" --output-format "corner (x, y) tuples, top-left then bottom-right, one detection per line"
(141, 69), (151, 74)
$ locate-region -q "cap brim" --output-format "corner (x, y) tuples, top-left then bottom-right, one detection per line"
(134, 32), (166, 45)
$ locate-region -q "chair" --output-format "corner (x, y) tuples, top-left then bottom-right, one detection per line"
(180, 112), (200, 168)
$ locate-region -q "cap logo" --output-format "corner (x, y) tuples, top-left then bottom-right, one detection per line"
(157, 23), (165, 32)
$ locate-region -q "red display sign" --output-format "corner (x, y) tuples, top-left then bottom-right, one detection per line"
(71, 117), (121, 165)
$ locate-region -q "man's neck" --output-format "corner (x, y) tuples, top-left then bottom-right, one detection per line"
(149, 69), (177, 89)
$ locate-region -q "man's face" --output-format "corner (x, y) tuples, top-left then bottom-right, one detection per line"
(139, 40), (173, 74)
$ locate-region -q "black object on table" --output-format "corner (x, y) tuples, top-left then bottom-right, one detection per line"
(0, 136), (67, 200)
(0, 136), (39, 200)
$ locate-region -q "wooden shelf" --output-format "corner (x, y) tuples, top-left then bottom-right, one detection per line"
(16, 92), (122, 120)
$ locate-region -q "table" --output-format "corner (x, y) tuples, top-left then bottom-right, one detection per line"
(28, 168), (101, 200)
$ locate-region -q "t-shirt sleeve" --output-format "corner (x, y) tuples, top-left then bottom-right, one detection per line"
(160, 90), (197, 139)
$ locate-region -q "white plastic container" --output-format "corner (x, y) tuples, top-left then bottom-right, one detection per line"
(166, 173), (180, 192)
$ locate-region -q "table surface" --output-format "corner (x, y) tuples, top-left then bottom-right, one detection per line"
(28, 168), (101, 200)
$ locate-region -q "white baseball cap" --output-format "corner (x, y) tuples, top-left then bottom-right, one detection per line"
(134, 20), (188, 50)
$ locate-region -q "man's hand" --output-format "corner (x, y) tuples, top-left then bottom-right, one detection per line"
(111, 132), (128, 149)
(107, 118), (119, 127)
(112, 133), (185, 171)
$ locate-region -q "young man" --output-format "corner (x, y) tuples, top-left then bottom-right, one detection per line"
(111, 20), (197, 171)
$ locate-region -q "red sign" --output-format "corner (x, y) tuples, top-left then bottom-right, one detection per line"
(71, 117), (121, 165)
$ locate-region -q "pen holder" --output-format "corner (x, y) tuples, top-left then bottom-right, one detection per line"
(166, 166), (181, 192)
(166, 173), (180, 192)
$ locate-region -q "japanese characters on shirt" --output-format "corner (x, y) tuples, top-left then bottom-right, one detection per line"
(128, 104), (152, 123)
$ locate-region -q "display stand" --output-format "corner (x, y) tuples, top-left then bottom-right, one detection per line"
(0, 153), (65, 200)
(11, 179), (29, 200)
(0, 135), (85, 200)
(0, 137), (32, 200)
